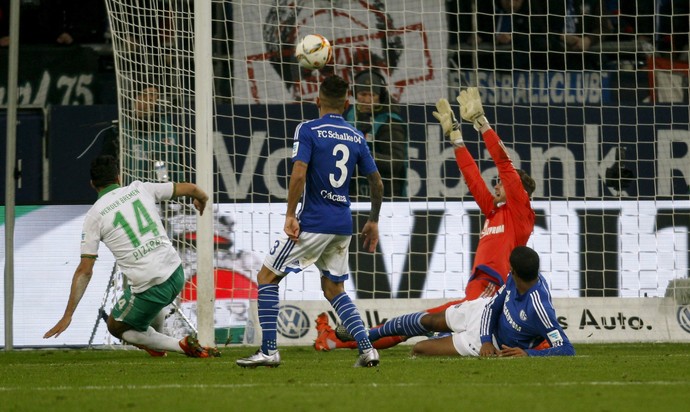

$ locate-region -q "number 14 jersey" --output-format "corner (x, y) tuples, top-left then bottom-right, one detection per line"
(81, 181), (181, 293)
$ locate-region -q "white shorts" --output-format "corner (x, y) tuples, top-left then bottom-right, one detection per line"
(444, 297), (491, 356)
(263, 231), (352, 282)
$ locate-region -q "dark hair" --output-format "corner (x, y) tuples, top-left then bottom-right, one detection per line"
(516, 169), (536, 196)
(319, 75), (349, 109)
(90, 155), (119, 188)
(353, 69), (389, 103)
(509, 246), (540, 282)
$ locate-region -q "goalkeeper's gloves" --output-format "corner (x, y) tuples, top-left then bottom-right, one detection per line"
(432, 98), (464, 146)
(457, 87), (490, 131)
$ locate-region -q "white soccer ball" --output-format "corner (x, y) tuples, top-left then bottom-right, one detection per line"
(295, 34), (333, 70)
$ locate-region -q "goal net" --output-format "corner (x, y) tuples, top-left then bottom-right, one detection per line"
(104, 0), (690, 345)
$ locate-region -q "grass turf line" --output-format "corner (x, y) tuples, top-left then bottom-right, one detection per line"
(1, 343), (690, 412)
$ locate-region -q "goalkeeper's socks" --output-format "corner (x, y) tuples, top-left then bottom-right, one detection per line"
(330, 292), (372, 353)
(258, 283), (280, 354)
(369, 312), (428, 341)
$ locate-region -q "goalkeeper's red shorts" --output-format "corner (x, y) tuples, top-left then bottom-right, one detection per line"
(425, 273), (499, 314)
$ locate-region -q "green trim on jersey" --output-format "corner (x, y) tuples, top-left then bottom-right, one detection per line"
(97, 184), (121, 199)
(80, 254), (98, 260)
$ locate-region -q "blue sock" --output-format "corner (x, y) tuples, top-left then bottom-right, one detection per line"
(330, 292), (372, 354)
(369, 312), (428, 341)
(258, 283), (279, 354)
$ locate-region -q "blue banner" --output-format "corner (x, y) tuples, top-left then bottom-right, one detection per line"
(39, 104), (690, 203)
(213, 104), (690, 202)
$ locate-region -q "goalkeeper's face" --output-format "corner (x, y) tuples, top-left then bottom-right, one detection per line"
(493, 180), (507, 204)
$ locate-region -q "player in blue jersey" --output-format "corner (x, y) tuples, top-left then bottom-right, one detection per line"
(236, 75), (384, 368)
(477, 246), (573, 357)
(368, 246), (575, 357)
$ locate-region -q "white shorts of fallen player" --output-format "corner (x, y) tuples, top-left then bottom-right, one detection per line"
(263, 231), (352, 283)
(444, 297), (493, 356)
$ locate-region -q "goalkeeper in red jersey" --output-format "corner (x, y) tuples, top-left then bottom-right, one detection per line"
(315, 87), (537, 351)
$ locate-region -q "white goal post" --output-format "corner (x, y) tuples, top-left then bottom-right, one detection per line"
(103, 0), (690, 347)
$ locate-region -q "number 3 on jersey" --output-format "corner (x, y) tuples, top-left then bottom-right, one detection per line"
(112, 199), (160, 247)
(329, 143), (349, 188)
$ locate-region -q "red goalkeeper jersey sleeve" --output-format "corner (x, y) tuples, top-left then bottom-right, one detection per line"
(454, 128), (535, 286)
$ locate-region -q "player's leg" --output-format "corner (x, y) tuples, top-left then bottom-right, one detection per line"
(365, 298), (463, 349)
(367, 296), (464, 348)
(108, 278), (180, 354)
(412, 332), (481, 357)
(149, 307), (167, 333)
(411, 336), (459, 356)
(321, 279), (495, 350)
(368, 310), (449, 341)
(413, 298), (489, 357)
(318, 234), (378, 367)
(315, 313), (406, 350)
(256, 265), (282, 355)
(237, 233), (326, 367)
(321, 277), (373, 348)
(109, 266), (218, 357)
(235, 264), (283, 367)
(325, 285), (379, 367)
(371, 335), (407, 349)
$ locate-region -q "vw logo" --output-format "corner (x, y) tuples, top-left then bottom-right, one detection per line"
(277, 305), (310, 339)
(677, 305), (690, 334)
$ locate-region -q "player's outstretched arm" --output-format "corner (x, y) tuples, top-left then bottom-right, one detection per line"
(43, 257), (96, 339)
(173, 182), (209, 215)
(432, 98), (464, 147)
(457, 87), (490, 133)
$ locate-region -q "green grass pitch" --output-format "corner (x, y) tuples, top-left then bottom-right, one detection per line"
(2, 343), (690, 412)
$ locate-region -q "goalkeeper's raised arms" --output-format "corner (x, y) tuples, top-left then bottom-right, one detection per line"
(432, 98), (463, 147)
(457, 87), (490, 132)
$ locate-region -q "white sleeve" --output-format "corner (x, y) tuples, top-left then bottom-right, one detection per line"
(80, 213), (101, 257)
(139, 181), (175, 202)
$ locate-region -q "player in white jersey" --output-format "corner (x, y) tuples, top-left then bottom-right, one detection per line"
(236, 75), (384, 368)
(44, 155), (219, 358)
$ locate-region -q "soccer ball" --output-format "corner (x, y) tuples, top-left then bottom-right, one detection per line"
(295, 34), (332, 70)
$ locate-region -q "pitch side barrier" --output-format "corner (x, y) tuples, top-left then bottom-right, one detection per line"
(243, 298), (690, 347)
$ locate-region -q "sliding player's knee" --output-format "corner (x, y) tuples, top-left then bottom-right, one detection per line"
(421, 312), (449, 332)
(106, 315), (129, 339)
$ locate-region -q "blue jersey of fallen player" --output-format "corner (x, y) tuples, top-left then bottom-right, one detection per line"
(291, 113), (378, 235)
(479, 274), (575, 356)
